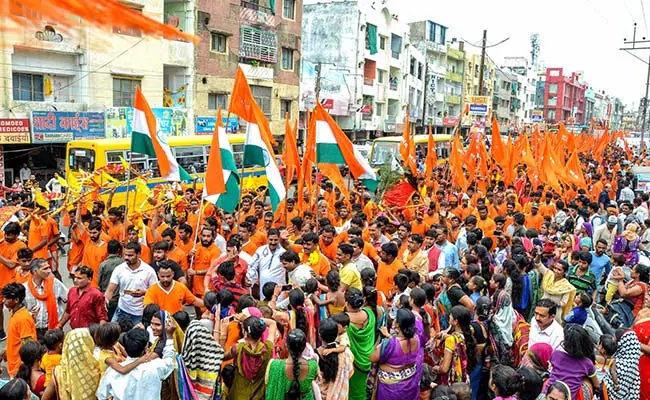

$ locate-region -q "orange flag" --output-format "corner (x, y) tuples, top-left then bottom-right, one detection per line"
(425, 125), (438, 178)
(204, 109), (226, 196)
(541, 134), (561, 191)
(229, 67), (277, 148)
(283, 114), (300, 186)
(564, 150), (587, 189)
(519, 133), (535, 168)
(318, 164), (349, 198)
(399, 112), (417, 174)
(558, 123), (576, 153)
(450, 134), (468, 190)
(298, 110), (316, 211)
(491, 116), (507, 167)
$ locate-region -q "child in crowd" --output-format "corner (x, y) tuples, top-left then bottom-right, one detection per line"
(389, 273), (411, 321)
(94, 322), (152, 375)
(468, 276), (487, 304)
(594, 334), (617, 382)
(320, 312), (350, 357)
(605, 254), (629, 302)
(564, 293), (592, 325)
(41, 329), (64, 386)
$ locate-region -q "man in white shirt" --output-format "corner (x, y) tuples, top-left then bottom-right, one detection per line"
(618, 180), (635, 203)
(349, 237), (375, 274)
(97, 326), (176, 400)
(246, 228), (286, 291)
(282, 250), (313, 288)
(19, 164), (30, 183)
(104, 242), (158, 325)
(528, 299), (564, 350)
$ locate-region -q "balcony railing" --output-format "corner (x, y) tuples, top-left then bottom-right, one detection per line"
(446, 95), (461, 105)
(445, 71), (463, 82)
(364, 77), (374, 86)
(389, 80), (399, 91)
(240, 0), (273, 13)
(447, 47), (464, 59)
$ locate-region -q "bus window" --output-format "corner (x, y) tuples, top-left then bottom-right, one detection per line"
(370, 142), (399, 167)
(124, 151), (148, 176)
(437, 142), (450, 159)
(174, 146), (205, 174)
(105, 150), (128, 181)
(69, 148), (95, 172)
(232, 143), (244, 169)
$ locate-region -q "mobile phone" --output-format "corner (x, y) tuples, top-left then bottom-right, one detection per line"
(281, 284), (293, 291)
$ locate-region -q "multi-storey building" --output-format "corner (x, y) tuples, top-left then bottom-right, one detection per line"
(502, 57), (538, 125)
(301, 0), (411, 141)
(409, 20), (451, 133)
(493, 69), (516, 128)
(542, 67), (586, 125)
(0, 0), (192, 185)
(195, 0), (302, 140)
(445, 41), (465, 127)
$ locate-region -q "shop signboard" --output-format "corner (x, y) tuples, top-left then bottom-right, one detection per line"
(32, 111), (105, 143)
(105, 107), (189, 137)
(195, 116), (239, 134)
(468, 96), (489, 116)
(0, 118), (31, 144)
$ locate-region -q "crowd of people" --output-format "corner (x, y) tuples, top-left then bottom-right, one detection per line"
(0, 138), (648, 400)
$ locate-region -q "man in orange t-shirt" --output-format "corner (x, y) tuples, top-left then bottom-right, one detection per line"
(144, 261), (203, 314)
(318, 225), (341, 264)
(476, 205), (497, 239)
(0, 222), (26, 338)
(187, 227), (222, 297)
(106, 207), (125, 242)
(28, 212), (49, 260)
(72, 207), (108, 287)
(3, 282), (37, 377)
(127, 226), (151, 264)
(238, 221), (259, 258)
(525, 203), (544, 231)
(161, 228), (189, 271)
(292, 232), (330, 278)
(175, 223), (194, 256)
(376, 242), (404, 302)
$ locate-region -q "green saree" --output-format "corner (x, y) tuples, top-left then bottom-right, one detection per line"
(347, 307), (376, 400)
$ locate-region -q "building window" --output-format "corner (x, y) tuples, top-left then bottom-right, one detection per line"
(281, 47), (294, 70)
(12, 72), (44, 101)
(112, 77), (141, 107)
(418, 63), (423, 80)
(427, 21), (446, 44)
(548, 96), (557, 106)
(240, 26), (277, 63)
(113, 7), (143, 37)
(410, 57), (416, 75)
(379, 35), (387, 50)
(375, 103), (383, 116)
(282, 0), (295, 19)
(377, 69), (386, 84)
(280, 99), (291, 119)
(548, 83), (558, 94)
(211, 32), (227, 53)
(208, 93), (228, 110)
(547, 109), (556, 120)
(250, 85), (272, 117)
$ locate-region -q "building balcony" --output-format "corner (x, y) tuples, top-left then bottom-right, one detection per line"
(238, 62), (274, 81)
(425, 41), (447, 54)
(446, 71), (463, 83)
(446, 95), (461, 105)
(239, 0), (277, 27)
(162, 39), (193, 67)
(447, 47), (464, 60)
(430, 64), (446, 76)
(435, 92), (445, 102)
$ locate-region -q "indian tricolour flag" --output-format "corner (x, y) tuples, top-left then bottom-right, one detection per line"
(229, 67), (285, 211)
(312, 102), (378, 191)
(203, 109), (240, 213)
(131, 87), (191, 181)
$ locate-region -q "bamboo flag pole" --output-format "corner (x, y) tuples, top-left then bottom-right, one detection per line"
(122, 151), (133, 241)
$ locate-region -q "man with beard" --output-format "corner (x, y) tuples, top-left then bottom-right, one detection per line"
(150, 241), (186, 285)
(246, 228), (286, 292)
(187, 228), (222, 298)
(104, 242), (157, 325)
(73, 201), (108, 287)
(144, 261), (203, 314)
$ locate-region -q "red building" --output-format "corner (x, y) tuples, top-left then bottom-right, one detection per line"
(543, 68), (586, 124)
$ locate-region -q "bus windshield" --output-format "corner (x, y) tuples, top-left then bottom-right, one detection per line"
(370, 141), (399, 167)
(68, 148), (95, 172)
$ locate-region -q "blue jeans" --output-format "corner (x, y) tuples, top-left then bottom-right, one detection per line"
(111, 308), (142, 325)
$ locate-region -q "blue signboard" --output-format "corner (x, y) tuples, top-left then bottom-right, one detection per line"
(195, 116), (239, 134)
(32, 111), (105, 142)
(469, 104), (488, 114)
(531, 114), (543, 122)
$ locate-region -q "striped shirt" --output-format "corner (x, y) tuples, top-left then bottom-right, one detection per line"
(567, 266), (597, 295)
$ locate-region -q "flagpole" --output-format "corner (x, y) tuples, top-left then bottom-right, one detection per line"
(231, 109), (246, 233)
(188, 199), (204, 272)
(122, 151), (133, 241)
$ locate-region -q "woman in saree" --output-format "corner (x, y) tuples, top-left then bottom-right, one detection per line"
(602, 330), (641, 400)
(520, 343), (553, 381)
(535, 259), (576, 321)
(432, 305), (477, 385)
(182, 320), (225, 400)
(317, 318), (354, 400)
(41, 328), (102, 400)
(369, 308), (424, 400)
(613, 222), (641, 267)
(224, 316), (273, 400)
(265, 329), (319, 400)
(149, 310), (195, 400)
(345, 287), (376, 400)
(490, 273), (516, 365)
(634, 307), (650, 400)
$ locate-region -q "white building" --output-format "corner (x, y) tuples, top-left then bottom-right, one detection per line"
(301, 0), (412, 142)
(502, 57), (538, 125)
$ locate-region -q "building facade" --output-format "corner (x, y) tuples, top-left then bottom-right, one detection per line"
(195, 0), (302, 139)
(542, 67), (586, 125)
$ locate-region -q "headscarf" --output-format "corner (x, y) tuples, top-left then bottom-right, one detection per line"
(182, 320), (225, 400)
(580, 237), (593, 250)
(602, 331), (641, 400)
(541, 269), (576, 318)
(152, 310), (185, 356)
(53, 328), (102, 400)
(581, 222), (593, 239)
(520, 343), (553, 377)
(624, 223), (640, 242)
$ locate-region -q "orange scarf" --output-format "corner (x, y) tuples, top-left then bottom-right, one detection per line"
(27, 276), (58, 329)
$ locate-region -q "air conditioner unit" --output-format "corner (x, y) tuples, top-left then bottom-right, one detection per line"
(197, 11), (211, 29)
(166, 15), (180, 27)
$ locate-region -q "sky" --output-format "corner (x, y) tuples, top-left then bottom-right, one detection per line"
(394, 0), (648, 108)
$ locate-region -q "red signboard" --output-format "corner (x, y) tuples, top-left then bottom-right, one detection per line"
(322, 99), (334, 109)
(0, 119), (30, 144)
(443, 116), (459, 127)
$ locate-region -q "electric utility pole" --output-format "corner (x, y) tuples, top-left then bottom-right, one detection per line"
(621, 22), (650, 145)
(478, 30), (487, 96)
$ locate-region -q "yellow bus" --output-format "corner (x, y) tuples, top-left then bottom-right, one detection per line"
(369, 134), (452, 169)
(66, 134), (266, 206)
